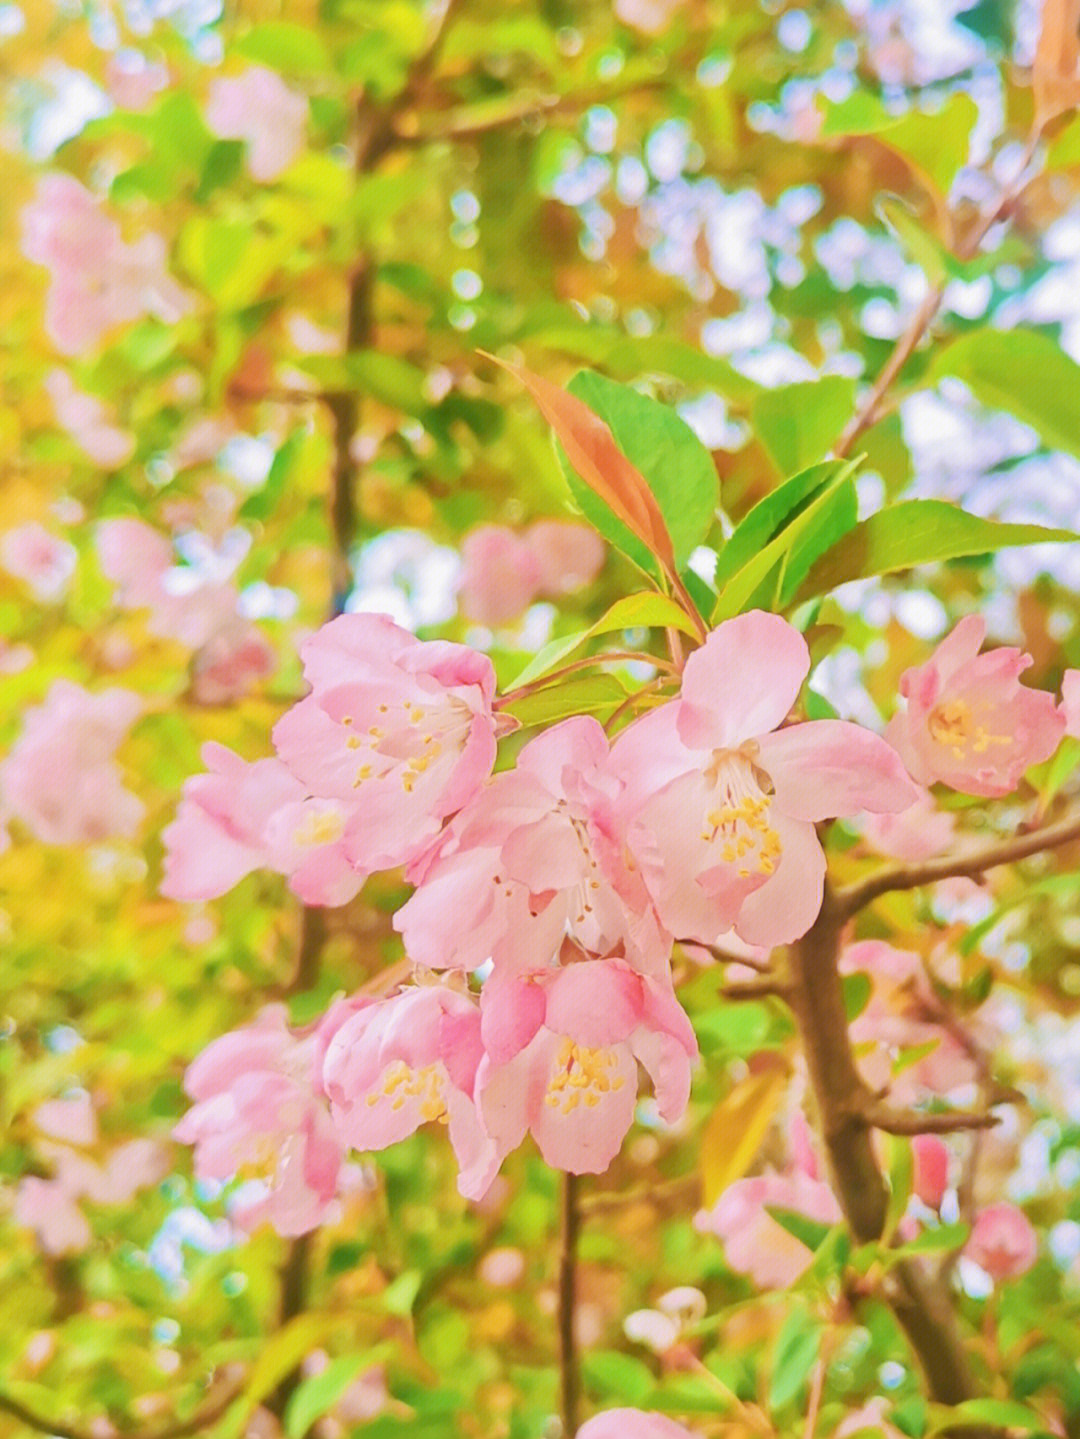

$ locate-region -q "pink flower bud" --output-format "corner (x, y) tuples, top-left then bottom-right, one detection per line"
(966, 1203), (1038, 1281)
(912, 1134), (949, 1209)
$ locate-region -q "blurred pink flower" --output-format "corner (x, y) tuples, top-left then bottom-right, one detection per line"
(0, 522), (77, 601)
(912, 1134), (949, 1209)
(834, 1399), (905, 1439)
(886, 615), (1064, 797)
(476, 957), (696, 1176)
(106, 52), (168, 110)
(15, 1177), (92, 1255)
(205, 67), (307, 181)
(96, 517), (174, 608)
(612, 0), (688, 35)
(190, 621), (276, 705)
(45, 370), (134, 468)
(695, 1171), (842, 1289)
(0, 680), (143, 845)
(861, 785), (957, 861)
(1063, 670), (1080, 739)
(578, 1409), (700, 1438)
(174, 1005), (342, 1236)
(458, 526), (540, 624)
(32, 1095), (98, 1146)
(966, 1203), (1038, 1281)
(527, 520), (605, 596)
(614, 611), (917, 948)
(273, 613), (498, 873)
(323, 985), (499, 1201)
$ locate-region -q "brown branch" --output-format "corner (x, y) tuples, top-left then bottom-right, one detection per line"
(862, 1104), (1001, 1136)
(558, 1172), (582, 1438)
(720, 978), (791, 1001)
(0, 1378), (242, 1439)
(834, 134), (1041, 459)
(836, 806), (1080, 919)
(786, 888), (996, 1427)
(266, 1232), (314, 1419)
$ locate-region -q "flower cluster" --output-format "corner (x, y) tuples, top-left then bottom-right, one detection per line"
(459, 520), (605, 624)
(167, 609), (929, 1225)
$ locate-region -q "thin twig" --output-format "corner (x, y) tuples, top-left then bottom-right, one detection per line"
(835, 806), (1080, 919)
(558, 1172), (582, 1438)
(720, 978), (791, 1001)
(0, 1378), (242, 1439)
(862, 1104), (1001, 1136)
(495, 650), (678, 709)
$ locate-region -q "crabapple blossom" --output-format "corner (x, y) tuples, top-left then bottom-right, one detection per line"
(694, 1171), (842, 1288)
(322, 985), (499, 1201)
(912, 1134), (950, 1209)
(396, 716), (667, 976)
(14, 1177), (92, 1255)
(965, 1203), (1038, 1281)
(458, 525), (541, 623)
(96, 517), (174, 608)
(189, 619), (277, 705)
(272, 613), (498, 874)
(0, 680), (143, 845)
(0, 521), (77, 601)
(860, 785), (958, 861)
(205, 67), (308, 181)
(577, 1413), (701, 1439)
(526, 520), (605, 596)
(614, 611), (918, 948)
(45, 370), (134, 468)
(886, 614), (1065, 797)
(475, 956), (697, 1175)
(162, 743), (361, 906)
(173, 1005), (343, 1236)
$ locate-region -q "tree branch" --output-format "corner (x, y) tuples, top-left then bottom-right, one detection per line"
(862, 1104), (1001, 1136)
(0, 1377), (242, 1439)
(835, 806), (1080, 919)
(558, 1172), (582, 1438)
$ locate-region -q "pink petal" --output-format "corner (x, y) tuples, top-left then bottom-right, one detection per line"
(758, 720), (919, 821)
(544, 961), (644, 1047)
(733, 814), (826, 948)
(678, 612), (810, 750)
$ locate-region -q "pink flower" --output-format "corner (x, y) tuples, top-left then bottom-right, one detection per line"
(861, 785), (957, 862)
(966, 1203), (1038, 1281)
(476, 957), (696, 1175)
(1, 681), (143, 845)
(45, 370), (134, 468)
(205, 68), (307, 181)
(0, 522), (77, 601)
(459, 526), (541, 624)
(21, 176), (189, 355)
(912, 1134), (949, 1209)
(578, 1412), (702, 1439)
(695, 1172), (842, 1289)
(162, 743), (361, 907)
(50, 1139), (170, 1205)
(32, 1095), (98, 1146)
(322, 986), (499, 1201)
(614, 612), (918, 948)
(886, 615), (1065, 797)
(1063, 670), (1080, 740)
(834, 1399), (905, 1439)
(106, 52), (168, 110)
(396, 717), (667, 977)
(190, 621), (276, 705)
(526, 520), (605, 596)
(96, 517), (173, 608)
(174, 1006), (342, 1236)
(15, 1177), (92, 1255)
(272, 613), (498, 874)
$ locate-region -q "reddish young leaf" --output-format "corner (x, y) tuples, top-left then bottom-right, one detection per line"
(487, 355), (677, 573)
(1033, 0), (1080, 131)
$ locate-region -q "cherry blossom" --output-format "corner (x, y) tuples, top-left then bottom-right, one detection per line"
(162, 743), (361, 906)
(475, 956), (696, 1175)
(322, 985), (499, 1201)
(912, 1134), (950, 1209)
(614, 611), (918, 948)
(886, 614), (1065, 797)
(272, 613), (498, 873)
(578, 1410), (701, 1439)
(965, 1203), (1038, 1281)
(694, 1171), (842, 1288)
(205, 67), (308, 181)
(0, 680), (143, 845)
(0, 521), (77, 601)
(174, 1006), (343, 1236)
(396, 716), (667, 977)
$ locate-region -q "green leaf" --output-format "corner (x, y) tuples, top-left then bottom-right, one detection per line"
(765, 1208), (834, 1252)
(842, 971), (872, 1020)
(504, 672), (629, 728)
(822, 92), (978, 197)
(583, 1350), (656, 1405)
(712, 462), (859, 622)
(769, 1310), (822, 1411)
(797, 499), (1080, 599)
(235, 22), (331, 74)
(507, 592), (698, 688)
(890, 1221), (970, 1258)
(926, 1398), (1050, 1434)
(381, 1268), (423, 1316)
(561, 370), (719, 577)
(752, 377), (856, 475)
(715, 462), (843, 585)
(284, 1354), (373, 1439)
(213, 1316), (336, 1439)
(931, 328), (1080, 460)
(296, 351), (428, 413)
(240, 430), (303, 521)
